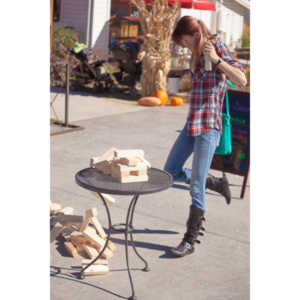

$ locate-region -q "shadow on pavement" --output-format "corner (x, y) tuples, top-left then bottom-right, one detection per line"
(50, 265), (128, 299)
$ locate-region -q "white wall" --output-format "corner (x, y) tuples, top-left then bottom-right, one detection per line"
(60, 0), (89, 42)
(217, 3), (244, 49)
(91, 0), (111, 56)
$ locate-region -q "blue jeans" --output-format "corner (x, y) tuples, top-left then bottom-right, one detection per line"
(164, 123), (220, 211)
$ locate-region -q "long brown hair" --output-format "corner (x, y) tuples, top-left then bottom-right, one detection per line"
(172, 16), (216, 67)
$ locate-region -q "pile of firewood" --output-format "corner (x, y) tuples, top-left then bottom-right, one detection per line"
(50, 201), (116, 276)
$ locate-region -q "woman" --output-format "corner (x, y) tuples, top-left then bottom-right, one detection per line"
(164, 16), (247, 257)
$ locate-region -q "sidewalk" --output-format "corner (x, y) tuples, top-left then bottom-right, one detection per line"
(50, 91), (250, 300)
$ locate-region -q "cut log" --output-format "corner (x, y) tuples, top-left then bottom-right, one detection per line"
(91, 217), (107, 239)
(82, 244), (99, 259)
(106, 240), (116, 252)
(94, 160), (112, 175)
(85, 208), (98, 218)
(81, 258), (108, 266)
(57, 206), (74, 216)
(50, 202), (62, 214)
(80, 216), (92, 232)
(61, 227), (75, 241)
(111, 162), (148, 183)
(114, 149), (144, 159)
(75, 244), (89, 258)
(70, 232), (89, 245)
(50, 222), (65, 243)
(90, 147), (117, 167)
(83, 264), (109, 276)
(58, 215), (83, 227)
(115, 156), (142, 167)
(82, 226), (106, 250)
(136, 155), (151, 168)
(91, 192), (116, 206)
(80, 208), (98, 232)
(64, 241), (79, 258)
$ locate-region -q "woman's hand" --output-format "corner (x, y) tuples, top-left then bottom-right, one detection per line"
(203, 41), (219, 64)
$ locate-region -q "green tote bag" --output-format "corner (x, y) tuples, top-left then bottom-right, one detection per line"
(215, 87), (232, 155)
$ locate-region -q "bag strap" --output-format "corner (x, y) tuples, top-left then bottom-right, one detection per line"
(225, 88), (229, 117)
(224, 81), (236, 117)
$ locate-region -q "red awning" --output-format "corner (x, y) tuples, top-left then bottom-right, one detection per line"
(168, 0), (193, 9)
(193, 0), (216, 11)
(111, 0), (215, 11)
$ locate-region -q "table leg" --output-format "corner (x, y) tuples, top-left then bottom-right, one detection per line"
(124, 195), (138, 300)
(128, 195), (150, 272)
(77, 192), (112, 279)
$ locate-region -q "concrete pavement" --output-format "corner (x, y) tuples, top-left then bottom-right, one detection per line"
(50, 90), (250, 300)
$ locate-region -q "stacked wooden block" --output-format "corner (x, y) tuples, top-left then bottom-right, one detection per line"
(50, 202), (116, 276)
(90, 147), (151, 183)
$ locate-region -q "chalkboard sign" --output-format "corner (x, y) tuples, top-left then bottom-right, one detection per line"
(210, 89), (250, 197)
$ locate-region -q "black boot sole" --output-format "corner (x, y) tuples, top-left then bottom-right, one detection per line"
(170, 247), (194, 257)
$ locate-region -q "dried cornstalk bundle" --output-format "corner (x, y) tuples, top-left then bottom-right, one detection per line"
(131, 0), (180, 96)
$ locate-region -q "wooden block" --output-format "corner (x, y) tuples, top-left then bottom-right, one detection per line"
(82, 226), (106, 249)
(116, 156), (142, 167)
(114, 149), (144, 158)
(57, 215), (83, 226)
(90, 147), (117, 167)
(57, 206), (74, 216)
(61, 227), (75, 241)
(80, 216), (92, 232)
(94, 160), (112, 175)
(50, 222), (65, 243)
(85, 208), (98, 218)
(99, 246), (114, 260)
(81, 258), (108, 266)
(106, 240), (116, 252)
(64, 241), (79, 258)
(130, 169), (147, 176)
(70, 232), (89, 245)
(91, 217), (107, 239)
(119, 174), (148, 183)
(50, 202), (62, 214)
(83, 264), (109, 276)
(82, 244), (99, 259)
(111, 163), (130, 178)
(82, 227), (113, 259)
(75, 244), (89, 258)
(136, 155), (151, 168)
(91, 192), (116, 206)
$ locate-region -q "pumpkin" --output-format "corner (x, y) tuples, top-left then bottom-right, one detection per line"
(170, 96), (183, 106)
(138, 97), (161, 106)
(154, 90), (168, 106)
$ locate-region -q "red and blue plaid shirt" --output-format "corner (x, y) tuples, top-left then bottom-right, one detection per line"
(187, 39), (245, 136)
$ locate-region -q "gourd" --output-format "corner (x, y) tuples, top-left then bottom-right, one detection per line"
(154, 90), (168, 106)
(170, 96), (183, 106)
(138, 97), (161, 106)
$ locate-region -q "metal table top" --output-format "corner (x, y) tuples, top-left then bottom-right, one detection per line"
(75, 167), (173, 196)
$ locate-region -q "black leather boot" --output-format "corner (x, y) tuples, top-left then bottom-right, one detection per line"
(170, 205), (205, 257)
(206, 173), (231, 205)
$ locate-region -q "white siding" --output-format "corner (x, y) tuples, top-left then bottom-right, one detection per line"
(60, 0), (89, 43)
(218, 3), (244, 49)
(91, 0), (111, 56)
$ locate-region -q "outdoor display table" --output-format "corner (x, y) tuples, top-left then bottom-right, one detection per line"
(75, 167), (173, 300)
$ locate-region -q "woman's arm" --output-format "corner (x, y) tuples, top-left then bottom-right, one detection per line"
(215, 60), (247, 87)
(203, 41), (247, 87)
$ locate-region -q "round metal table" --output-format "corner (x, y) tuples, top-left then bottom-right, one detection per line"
(75, 167), (173, 300)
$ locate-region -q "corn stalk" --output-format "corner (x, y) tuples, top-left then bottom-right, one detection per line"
(131, 0), (180, 96)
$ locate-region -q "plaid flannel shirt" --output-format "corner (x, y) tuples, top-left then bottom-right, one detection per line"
(187, 39), (245, 136)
